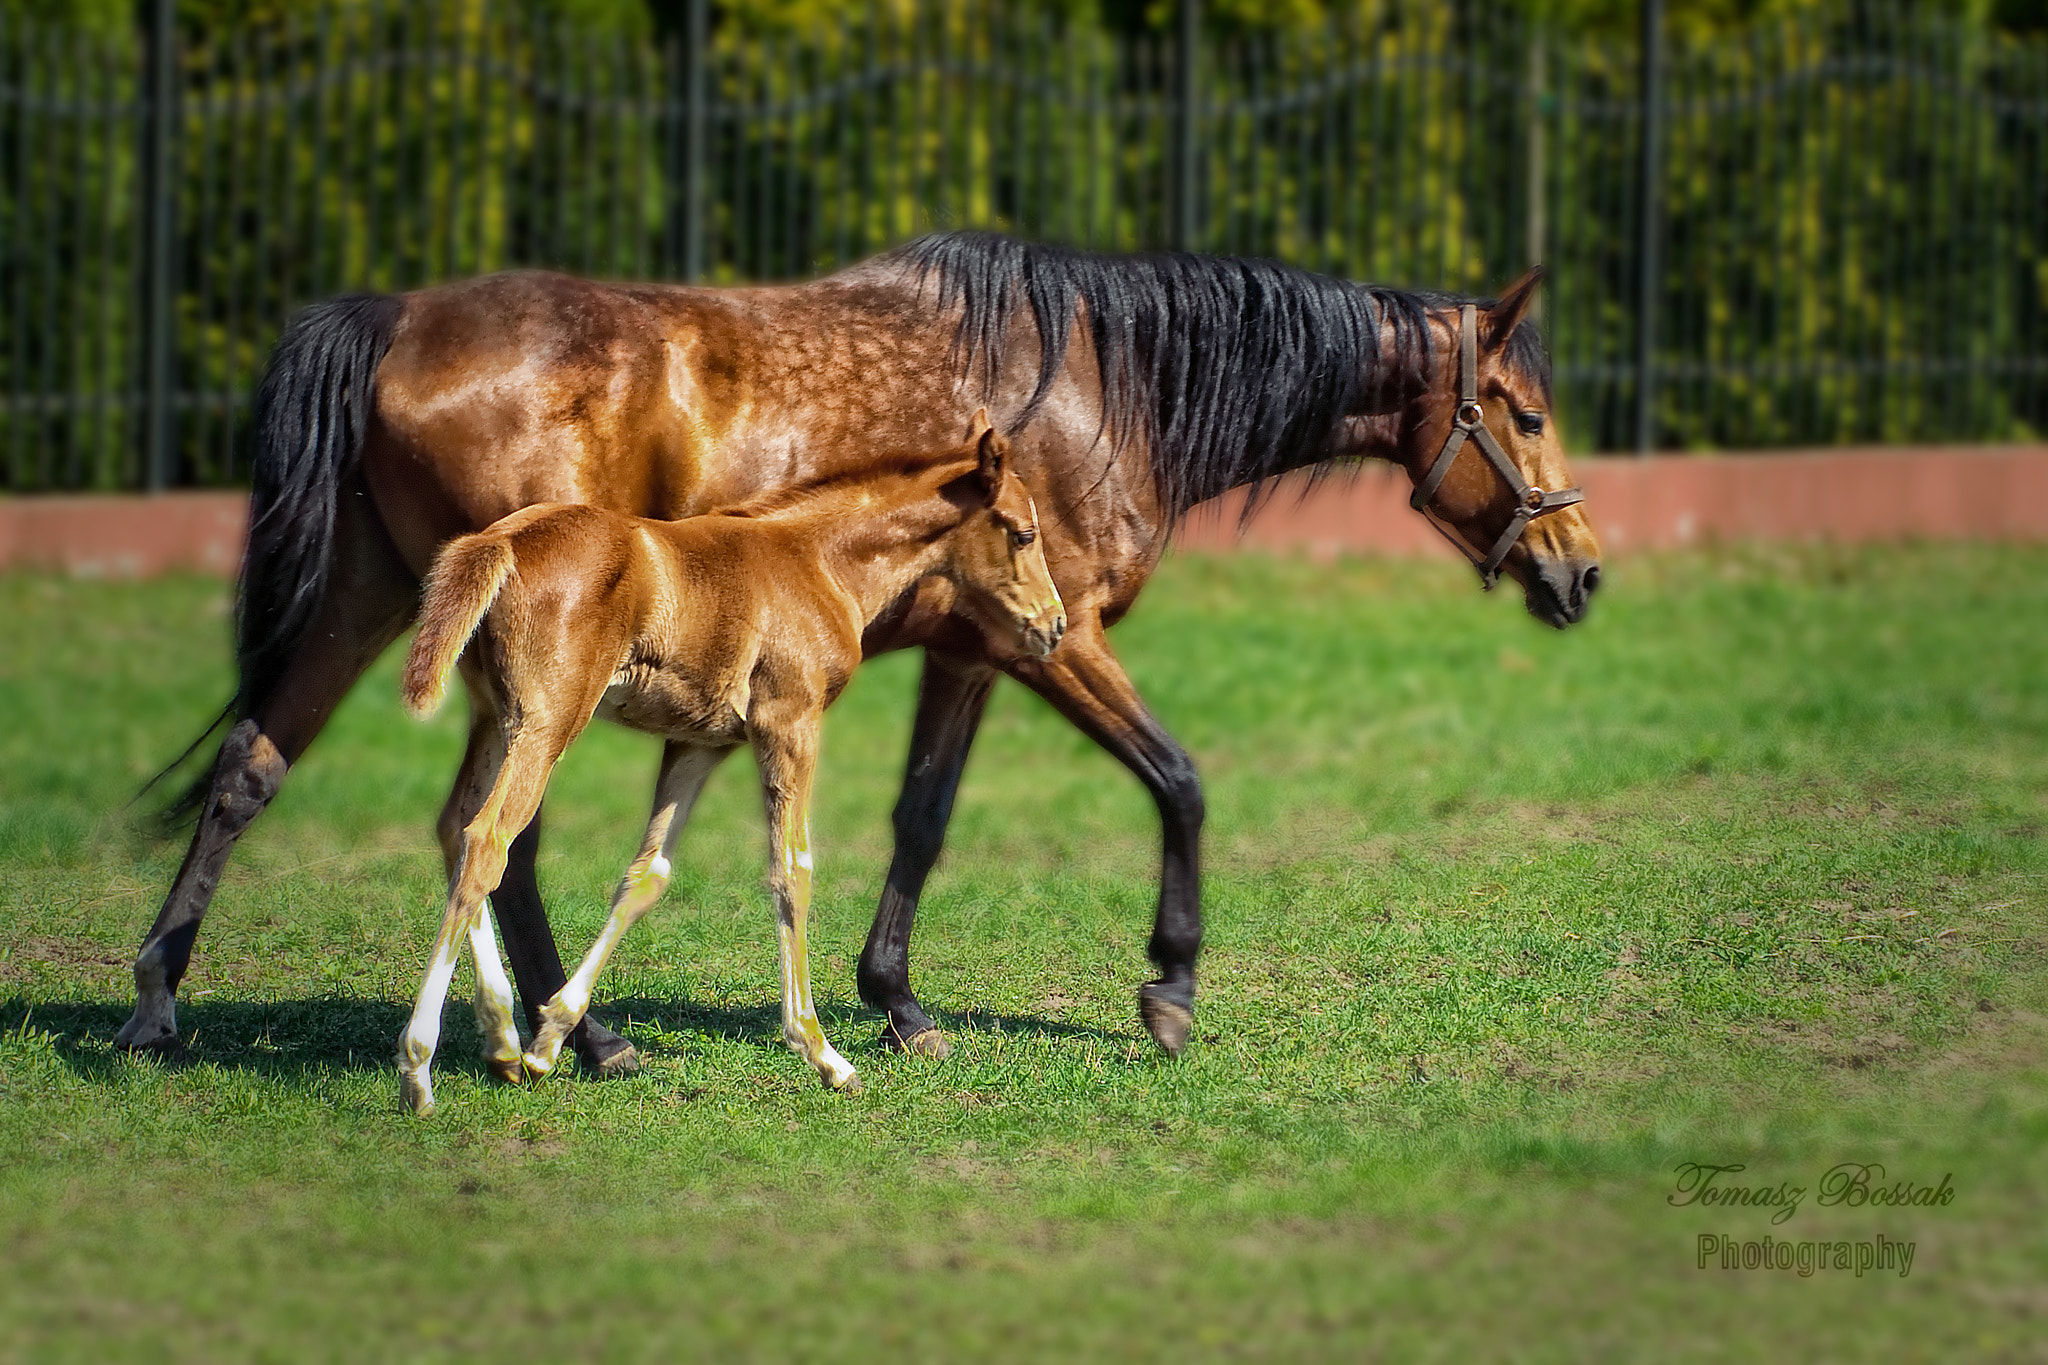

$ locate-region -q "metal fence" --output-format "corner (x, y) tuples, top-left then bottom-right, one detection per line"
(3, 0), (2045, 491)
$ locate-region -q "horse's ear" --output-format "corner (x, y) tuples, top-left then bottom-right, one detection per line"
(1480, 266), (1544, 352)
(975, 423), (1009, 501)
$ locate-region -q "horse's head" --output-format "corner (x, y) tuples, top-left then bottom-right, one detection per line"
(938, 411), (1067, 658)
(1402, 270), (1602, 628)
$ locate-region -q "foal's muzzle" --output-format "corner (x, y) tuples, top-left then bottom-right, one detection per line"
(1021, 607), (1067, 658)
(1015, 605), (1064, 658)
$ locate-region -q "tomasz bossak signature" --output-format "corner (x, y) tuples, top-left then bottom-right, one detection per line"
(1668, 1162), (1956, 1226)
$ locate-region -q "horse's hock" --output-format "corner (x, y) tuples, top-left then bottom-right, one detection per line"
(4, 444), (2048, 577)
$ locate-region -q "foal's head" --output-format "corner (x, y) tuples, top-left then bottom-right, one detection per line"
(935, 412), (1066, 659)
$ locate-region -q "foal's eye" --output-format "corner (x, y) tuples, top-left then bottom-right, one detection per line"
(1010, 527), (1037, 548)
(1513, 410), (1547, 437)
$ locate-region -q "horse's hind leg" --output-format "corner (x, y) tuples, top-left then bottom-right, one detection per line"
(118, 494), (416, 1052)
(525, 742), (731, 1076)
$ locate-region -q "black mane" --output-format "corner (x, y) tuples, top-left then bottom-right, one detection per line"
(893, 231), (1550, 521)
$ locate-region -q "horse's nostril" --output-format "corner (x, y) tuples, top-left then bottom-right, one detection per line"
(1581, 564), (1602, 597)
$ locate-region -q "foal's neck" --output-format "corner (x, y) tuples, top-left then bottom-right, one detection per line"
(783, 493), (959, 628)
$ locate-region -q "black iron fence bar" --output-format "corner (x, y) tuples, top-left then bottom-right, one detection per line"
(1, 0), (2045, 490)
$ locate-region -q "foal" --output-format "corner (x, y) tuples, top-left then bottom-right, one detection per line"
(393, 414), (1065, 1115)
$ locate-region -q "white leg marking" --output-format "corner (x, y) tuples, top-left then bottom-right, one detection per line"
(469, 901), (524, 1084)
(525, 854), (671, 1077)
(398, 936), (463, 1116)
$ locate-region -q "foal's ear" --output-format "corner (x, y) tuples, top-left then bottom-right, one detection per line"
(974, 423), (1009, 501)
(1480, 265), (1544, 353)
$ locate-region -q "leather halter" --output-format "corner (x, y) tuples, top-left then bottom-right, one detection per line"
(1408, 304), (1584, 591)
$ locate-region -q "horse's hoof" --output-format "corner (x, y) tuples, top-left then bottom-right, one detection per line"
(114, 1006), (180, 1053)
(880, 1024), (951, 1059)
(116, 1029), (187, 1060)
(582, 1040), (641, 1078)
(486, 1057), (525, 1086)
(574, 1023), (642, 1077)
(521, 1049), (555, 1079)
(1138, 983), (1194, 1057)
(829, 1070), (863, 1095)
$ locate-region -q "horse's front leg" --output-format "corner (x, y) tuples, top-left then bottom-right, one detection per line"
(524, 742), (733, 1076)
(1007, 615), (1205, 1056)
(755, 712), (859, 1093)
(856, 651), (997, 1059)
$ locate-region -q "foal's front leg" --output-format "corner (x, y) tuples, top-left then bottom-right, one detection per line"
(756, 713), (859, 1093)
(524, 742), (734, 1076)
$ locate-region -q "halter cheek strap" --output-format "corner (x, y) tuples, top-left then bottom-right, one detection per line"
(1409, 304), (1584, 591)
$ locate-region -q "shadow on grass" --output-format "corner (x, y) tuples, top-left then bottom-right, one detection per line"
(4, 993), (1129, 1084)
(603, 994), (1128, 1048)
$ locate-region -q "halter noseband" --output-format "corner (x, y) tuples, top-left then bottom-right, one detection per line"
(1408, 304), (1584, 591)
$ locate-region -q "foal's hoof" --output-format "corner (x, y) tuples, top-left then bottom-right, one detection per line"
(399, 1072), (436, 1117)
(486, 1057), (526, 1086)
(881, 1024), (951, 1060)
(829, 1070), (863, 1095)
(1138, 983), (1194, 1057)
(574, 1022), (642, 1077)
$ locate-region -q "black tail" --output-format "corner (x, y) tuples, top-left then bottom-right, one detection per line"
(236, 293), (404, 716)
(145, 293), (403, 824)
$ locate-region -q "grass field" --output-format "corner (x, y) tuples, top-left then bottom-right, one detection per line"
(2, 542), (2046, 1361)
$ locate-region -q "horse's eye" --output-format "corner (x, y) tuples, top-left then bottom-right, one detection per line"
(1011, 527), (1036, 548)
(1514, 411), (1546, 437)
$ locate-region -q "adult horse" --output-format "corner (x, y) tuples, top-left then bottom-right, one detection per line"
(119, 231), (1602, 1067)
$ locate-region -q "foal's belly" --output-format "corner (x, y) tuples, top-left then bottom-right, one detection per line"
(594, 663), (749, 746)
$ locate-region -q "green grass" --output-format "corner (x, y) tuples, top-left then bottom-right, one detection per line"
(2, 543), (2046, 1361)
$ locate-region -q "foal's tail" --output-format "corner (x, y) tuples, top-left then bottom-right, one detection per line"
(143, 292), (404, 822)
(401, 535), (515, 719)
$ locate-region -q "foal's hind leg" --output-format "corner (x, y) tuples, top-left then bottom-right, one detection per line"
(437, 672), (639, 1076)
(434, 701), (527, 1086)
(493, 812), (641, 1075)
(468, 901), (524, 1085)
(119, 495), (415, 1052)
(525, 743), (732, 1076)
(401, 728), (561, 1115)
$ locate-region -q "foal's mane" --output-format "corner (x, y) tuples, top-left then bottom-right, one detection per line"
(890, 231), (1551, 522)
(707, 455), (972, 522)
